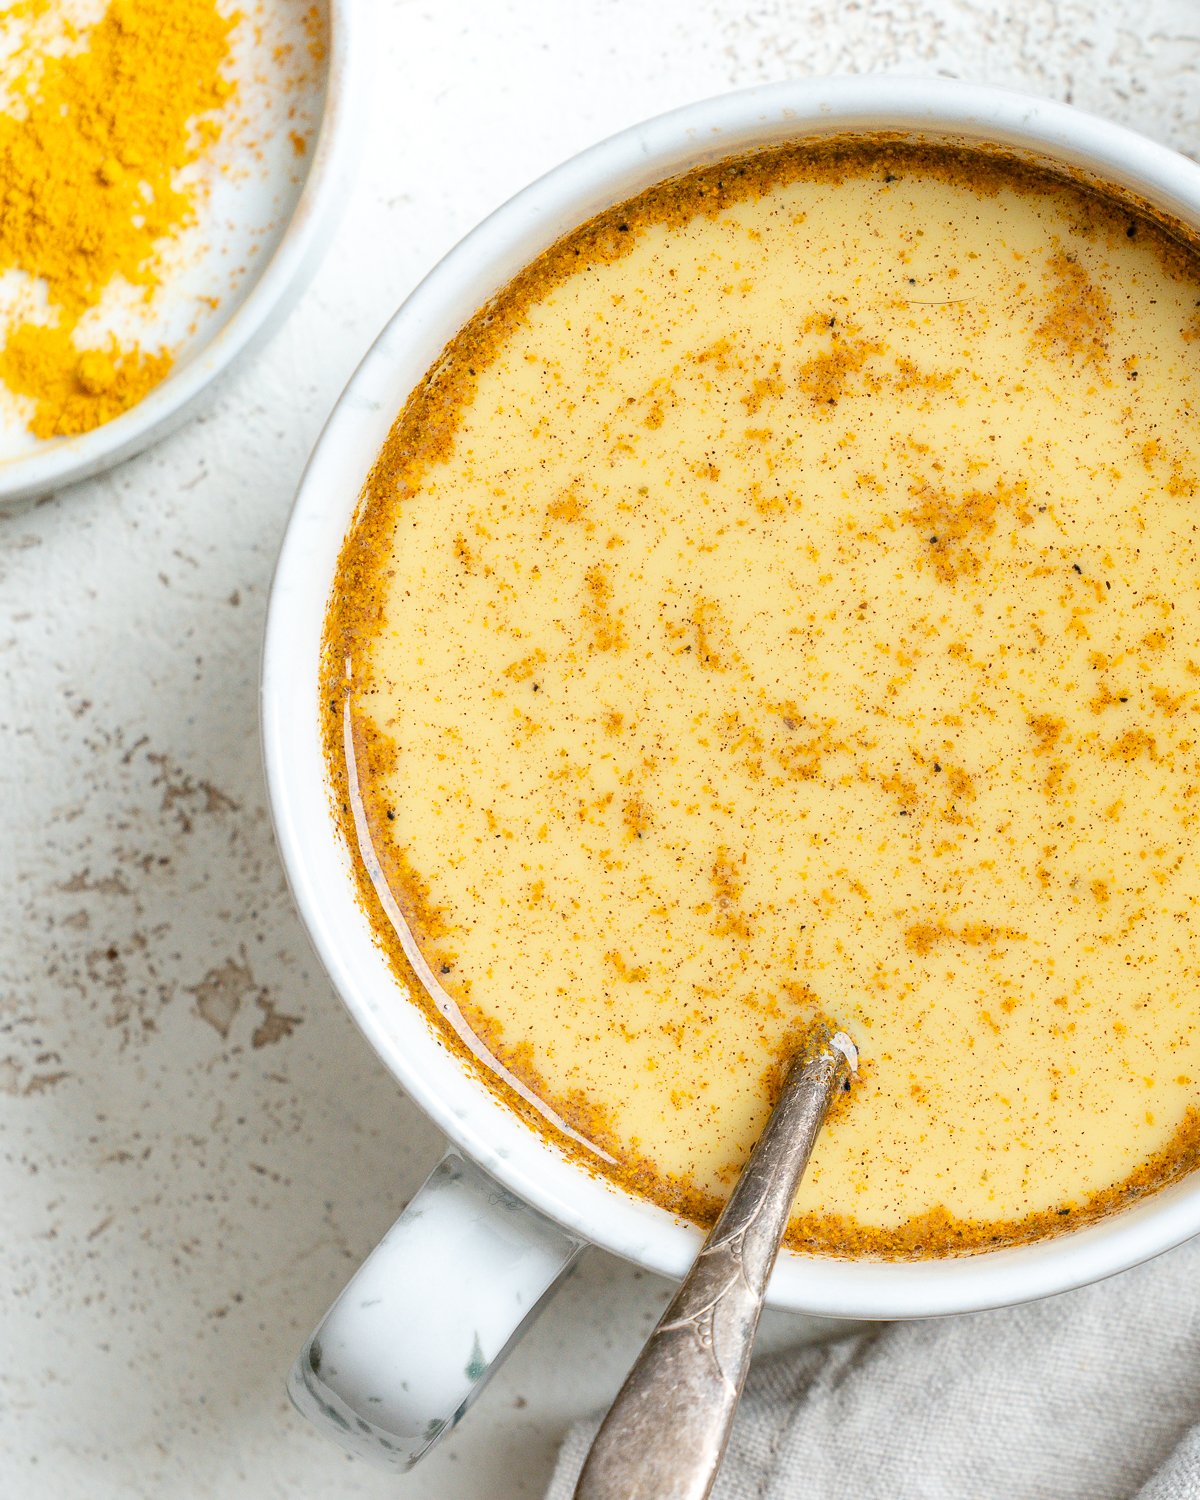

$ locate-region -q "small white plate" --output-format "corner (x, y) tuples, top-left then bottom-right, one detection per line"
(0, 0), (361, 507)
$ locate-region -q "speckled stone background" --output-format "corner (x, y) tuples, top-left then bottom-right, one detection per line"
(4, 3), (1200, 1495)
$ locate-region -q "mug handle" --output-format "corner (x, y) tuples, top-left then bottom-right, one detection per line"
(288, 1149), (584, 1468)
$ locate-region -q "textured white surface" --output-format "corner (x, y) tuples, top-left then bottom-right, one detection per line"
(3, 3), (1200, 1497)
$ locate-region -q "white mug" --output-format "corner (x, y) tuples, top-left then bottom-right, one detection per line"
(262, 75), (1200, 1470)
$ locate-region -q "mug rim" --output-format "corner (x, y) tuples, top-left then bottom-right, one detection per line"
(262, 73), (1200, 1318)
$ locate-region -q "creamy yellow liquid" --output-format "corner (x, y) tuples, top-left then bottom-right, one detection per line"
(327, 144), (1200, 1254)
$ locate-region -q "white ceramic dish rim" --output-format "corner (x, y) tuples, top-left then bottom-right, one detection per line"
(0, 0), (361, 507)
(263, 74), (1200, 1319)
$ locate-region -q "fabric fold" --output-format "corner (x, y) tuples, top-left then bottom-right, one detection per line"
(548, 1238), (1200, 1500)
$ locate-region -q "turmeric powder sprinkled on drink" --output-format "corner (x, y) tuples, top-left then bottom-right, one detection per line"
(0, 0), (239, 439)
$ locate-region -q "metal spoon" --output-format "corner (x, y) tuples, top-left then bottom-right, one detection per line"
(573, 1027), (858, 1500)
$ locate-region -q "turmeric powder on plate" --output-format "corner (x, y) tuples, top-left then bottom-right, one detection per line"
(0, 0), (238, 439)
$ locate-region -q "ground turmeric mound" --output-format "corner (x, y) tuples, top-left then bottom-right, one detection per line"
(0, 0), (238, 439)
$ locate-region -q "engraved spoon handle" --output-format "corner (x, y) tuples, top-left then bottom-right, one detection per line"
(573, 1032), (855, 1500)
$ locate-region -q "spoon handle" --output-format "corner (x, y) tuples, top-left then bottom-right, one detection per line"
(573, 1033), (854, 1500)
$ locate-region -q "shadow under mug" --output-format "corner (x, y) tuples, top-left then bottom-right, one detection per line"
(262, 76), (1200, 1469)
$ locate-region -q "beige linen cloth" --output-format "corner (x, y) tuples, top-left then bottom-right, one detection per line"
(547, 1236), (1200, 1499)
